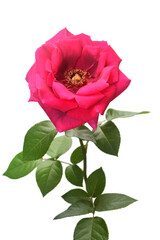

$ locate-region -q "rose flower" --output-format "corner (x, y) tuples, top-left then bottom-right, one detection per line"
(26, 28), (131, 132)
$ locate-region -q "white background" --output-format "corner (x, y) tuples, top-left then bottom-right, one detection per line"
(0, 0), (160, 239)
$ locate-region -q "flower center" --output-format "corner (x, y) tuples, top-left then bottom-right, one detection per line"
(64, 69), (91, 91)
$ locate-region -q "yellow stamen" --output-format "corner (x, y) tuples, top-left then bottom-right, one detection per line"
(64, 69), (91, 91)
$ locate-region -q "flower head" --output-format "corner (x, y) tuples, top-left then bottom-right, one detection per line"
(26, 28), (131, 132)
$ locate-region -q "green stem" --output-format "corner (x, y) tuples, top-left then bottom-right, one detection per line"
(79, 139), (88, 184)
(79, 140), (95, 216)
(43, 158), (72, 166)
(58, 160), (72, 166)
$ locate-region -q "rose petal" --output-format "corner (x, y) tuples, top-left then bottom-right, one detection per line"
(26, 63), (36, 82)
(75, 93), (104, 109)
(88, 115), (99, 130)
(28, 73), (37, 95)
(99, 65), (119, 84)
(96, 85), (116, 114)
(52, 82), (75, 100)
(76, 45), (100, 74)
(45, 59), (52, 72)
(46, 72), (55, 87)
(36, 74), (77, 112)
(77, 78), (109, 96)
(26, 64), (38, 100)
(108, 66), (119, 84)
(67, 106), (98, 122)
(105, 45), (122, 66)
(93, 40), (108, 49)
(76, 66), (116, 96)
(39, 102), (85, 132)
(46, 28), (74, 45)
(92, 41), (109, 77)
(29, 93), (38, 102)
(112, 70), (131, 99)
(51, 46), (64, 77)
(74, 33), (93, 46)
(94, 51), (107, 77)
(57, 38), (82, 70)
(35, 46), (49, 78)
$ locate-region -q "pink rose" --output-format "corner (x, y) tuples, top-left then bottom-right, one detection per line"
(26, 28), (131, 132)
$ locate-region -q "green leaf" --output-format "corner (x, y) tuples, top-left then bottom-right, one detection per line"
(93, 121), (120, 156)
(62, 189), (89, 204)
(86, 168), (106, 197)
(106, 108), (150, 121)
(47, 135), (72, 159)
(54, 200), (93, 220)
(65, 165), (83, 186)
(95, 193), (137, 211)
(74, 217), (109, 240)
(36, 160), (62, 196)
(70, 146), (84, 164)
(23, 120), (57, 161)
(3, 152), (38, 179)
(66, 125), (96, 143)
